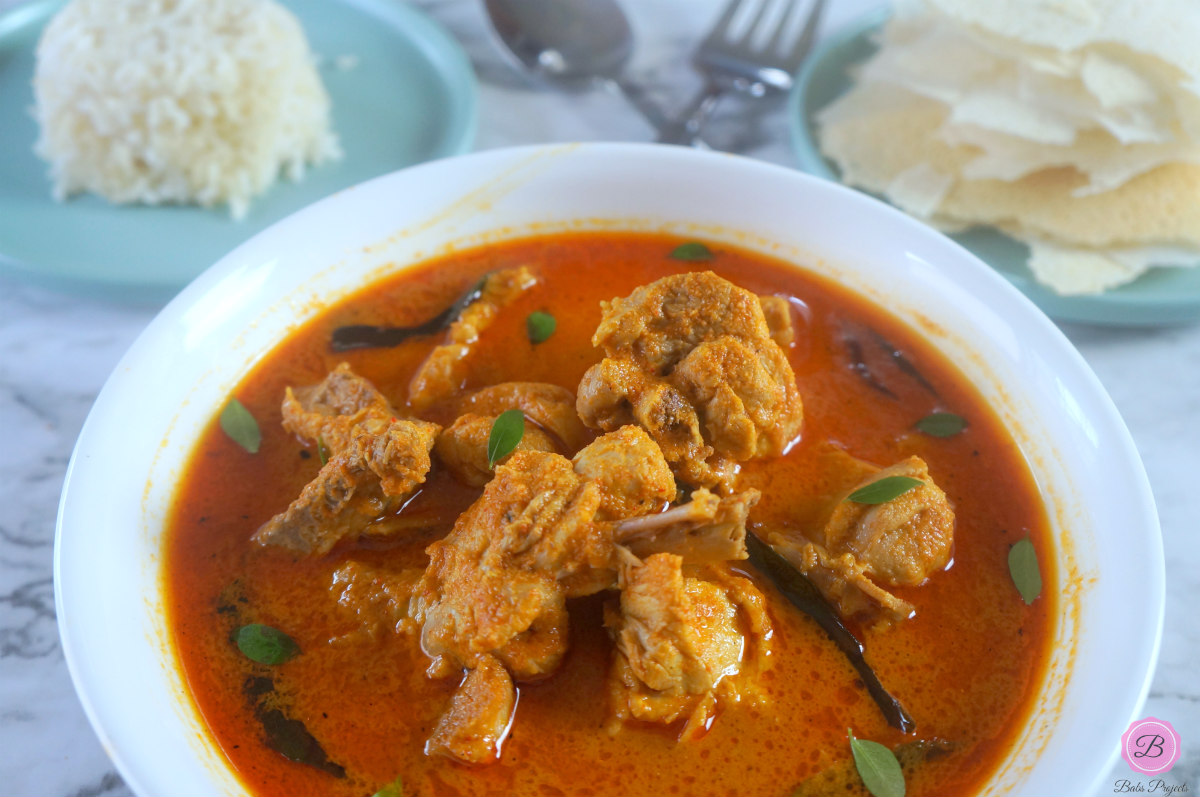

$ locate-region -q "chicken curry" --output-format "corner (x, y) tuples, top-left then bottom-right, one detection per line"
(165, 232), (1054, 797)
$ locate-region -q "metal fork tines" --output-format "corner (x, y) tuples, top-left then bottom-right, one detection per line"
(660, 0), (827, 145)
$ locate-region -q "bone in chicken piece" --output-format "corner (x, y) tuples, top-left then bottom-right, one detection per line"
(577, 272), (803, 488)
(462, 382), (591, 452)
(411, 427), (755, 682)
(605, 553), (772, 739)
(253, 417), (439, 555)
(426, 655), (516, 765)
(409, 267), (539, 412)
(769, 455), (955, 626)
(435, 412), (559, 487)
(281, 361), (398, 455)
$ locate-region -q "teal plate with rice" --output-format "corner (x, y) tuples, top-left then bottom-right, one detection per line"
(0, 0), (477, 304)
(788, 9), (1200, 327)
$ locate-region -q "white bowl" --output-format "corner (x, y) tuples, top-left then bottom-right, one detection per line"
(55, 143), (1163, 796)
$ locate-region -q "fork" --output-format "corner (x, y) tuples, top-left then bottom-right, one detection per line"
(658, 0), (827, 146)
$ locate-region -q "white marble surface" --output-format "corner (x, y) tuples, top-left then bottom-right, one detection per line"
(1, 1), (1196, 795)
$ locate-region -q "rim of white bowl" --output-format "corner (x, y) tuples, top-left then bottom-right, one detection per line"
(54, 142), (1164, 797)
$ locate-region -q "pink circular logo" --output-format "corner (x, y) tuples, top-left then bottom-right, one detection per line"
(1121, 717), (1181, 775)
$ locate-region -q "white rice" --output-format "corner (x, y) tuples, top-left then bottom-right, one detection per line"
(33, 0), (342, 219)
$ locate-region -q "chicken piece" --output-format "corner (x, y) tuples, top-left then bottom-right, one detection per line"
(672, 336), (803, 460)
(412, 428), (758, 684)
(462, 382), (591, 452)
(759, 295), (795, 348)
(426, 655), (516, 765)
(767, 455), (954, 627)
(435, 412), (559, 487)
(577, 272), (803, 488)
(281, 362), (397, 455)
(577, 356), (726, 488)
(823, 456), (955, 586)
(410, 450), (599, 677)
(572, 425), (676, 520)
(415, 536), (570, 679)
(409, 267), (539, 412)
(329, 560), (421, 636)
(606, 554), (772, 739)
(253, 418), (439, 555)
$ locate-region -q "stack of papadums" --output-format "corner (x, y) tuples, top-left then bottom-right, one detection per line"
(817, 0), (1200, 295)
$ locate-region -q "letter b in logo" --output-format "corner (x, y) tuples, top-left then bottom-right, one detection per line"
(1122, 718), (1181, 775)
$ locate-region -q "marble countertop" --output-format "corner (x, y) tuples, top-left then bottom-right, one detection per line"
(1, 0), (1196, 795)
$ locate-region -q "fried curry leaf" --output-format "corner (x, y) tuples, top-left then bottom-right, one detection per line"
(330, 274), (487, 351)
(915, 412), (967, 438)
(317, 436), (330, 466)
(527, 311), (557, 344)
(746, 533), (914, 733)
(220, 398), (261, 454)
(371, 775), (407, 797)
(849, 729), (906, 797)
(487, 409), (525, 469)
(236, 623), (300, 665)
(846, 476), (923, 505)
(669, 241), (713, 261)
(1008, 537), (1042, 605)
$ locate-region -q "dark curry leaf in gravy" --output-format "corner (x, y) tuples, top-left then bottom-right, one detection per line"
(220, 398), (261, 454)
(236, 623), (300, 665)
(848, 729), (906, 797)
(1008, 538), (1042, 605)
(487, 409), (525, 469)
(668, 241), (713, 261)
(847, 476), (923, 505)
(915, 412), (967, 438)
(745, 533), (914, 733)
(526, 310), (557, 344)
(329, 274), (488, 351)
(371, 775), (407, 797)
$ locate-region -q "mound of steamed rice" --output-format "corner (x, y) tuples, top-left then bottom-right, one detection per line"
(33, 0), (341, 219)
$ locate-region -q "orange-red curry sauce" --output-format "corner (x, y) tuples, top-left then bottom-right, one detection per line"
(165, 232), (1055, 797)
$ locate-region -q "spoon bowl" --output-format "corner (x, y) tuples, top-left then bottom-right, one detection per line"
(485, 0), (668, 128)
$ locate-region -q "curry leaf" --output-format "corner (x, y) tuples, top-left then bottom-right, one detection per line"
(220, 398), (261, 454)
(1008, 537), (1042, 605)
(487, 409), (525, 469)
(849, 729), (906, 797)
(527, 311), (557, 344)
(915, 412), (967, 438)
(371, 775), (406, 797)
(317, 436), (330, 466)
(847, 476), (923, 505)
(236, 623), (299, 665)
(669, 241), (713, 261)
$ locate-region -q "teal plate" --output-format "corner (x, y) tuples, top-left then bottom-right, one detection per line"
(0, 0), (477, 304)
(788, 9), (1200, 326)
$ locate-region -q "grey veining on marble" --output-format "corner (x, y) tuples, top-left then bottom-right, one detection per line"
(1, 0), (1197, 795)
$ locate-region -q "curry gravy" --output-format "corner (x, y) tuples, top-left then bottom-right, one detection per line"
(164, 232), (1055, 797)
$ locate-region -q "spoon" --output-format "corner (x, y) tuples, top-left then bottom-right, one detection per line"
(485, 0), (672, 134)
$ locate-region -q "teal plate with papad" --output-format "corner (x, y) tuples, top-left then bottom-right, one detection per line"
(788, 8), (1200, 327)
(0, 0), (477, 304)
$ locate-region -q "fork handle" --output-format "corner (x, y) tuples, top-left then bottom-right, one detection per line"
(655, 82), (726, 146)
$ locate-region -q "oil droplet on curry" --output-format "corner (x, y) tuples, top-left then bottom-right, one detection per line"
(165, 232), (1054, 797)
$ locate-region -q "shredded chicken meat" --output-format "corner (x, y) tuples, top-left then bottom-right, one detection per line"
(577, 271), (803, 488)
